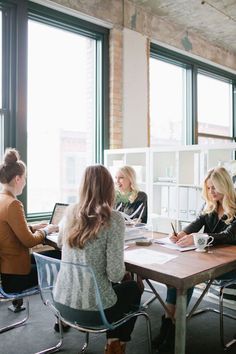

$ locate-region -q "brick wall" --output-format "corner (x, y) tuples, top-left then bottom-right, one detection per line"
(109, 28), (123, 149)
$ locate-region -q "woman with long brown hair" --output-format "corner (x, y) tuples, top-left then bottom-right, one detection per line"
(54, 165), (142, 354)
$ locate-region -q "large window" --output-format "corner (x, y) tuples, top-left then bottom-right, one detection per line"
(0, 1), (109, 218)
(27, 20), (96, 213)
(150, 44), (236, 146)
(197, 72), (232, 144)
(150, 58), (186, 145)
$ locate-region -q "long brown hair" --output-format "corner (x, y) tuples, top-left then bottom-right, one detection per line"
(0, 148), (26, 184)
(67, 165), (115, 248)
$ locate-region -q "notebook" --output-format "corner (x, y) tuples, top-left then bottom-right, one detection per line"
(154, 237), (196, 252)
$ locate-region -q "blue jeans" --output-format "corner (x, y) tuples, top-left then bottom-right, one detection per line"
(166, 286), (194, 306)
(166, 270), (236, 305)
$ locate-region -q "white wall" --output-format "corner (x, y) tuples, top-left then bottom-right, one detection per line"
(123, 28), (148, 147)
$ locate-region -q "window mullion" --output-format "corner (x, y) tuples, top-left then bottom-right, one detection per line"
(192, 65), (198, 144)
(185, 65), (193, 145)
(233, 82), (236, 141)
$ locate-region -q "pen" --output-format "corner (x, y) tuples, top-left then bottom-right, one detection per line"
(171, 222), (177, 236)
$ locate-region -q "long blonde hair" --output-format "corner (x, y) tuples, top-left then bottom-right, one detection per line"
(116, 166), (139, 203)
(202, 167), (236, 224)
(67, 165), (115, 248)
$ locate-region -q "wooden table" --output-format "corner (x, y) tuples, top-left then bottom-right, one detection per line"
(124, 241), (236, 354)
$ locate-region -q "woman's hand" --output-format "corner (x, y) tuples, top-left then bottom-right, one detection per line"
(45, 224), (59, 235)
(176, 234), (194, 247)
(169, 231), (187, 243)
(31, 222), (48, 232)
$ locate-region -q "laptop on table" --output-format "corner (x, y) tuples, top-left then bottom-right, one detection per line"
(46, 203), (69, 243)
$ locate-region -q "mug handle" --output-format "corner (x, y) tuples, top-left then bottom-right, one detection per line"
(207, 236), (214, 246)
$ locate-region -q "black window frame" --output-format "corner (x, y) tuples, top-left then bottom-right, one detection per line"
(0, 0), (109, 221)
(150, 43), (236, 145)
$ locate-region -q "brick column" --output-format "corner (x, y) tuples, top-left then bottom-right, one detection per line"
(109, 27), (123, 149)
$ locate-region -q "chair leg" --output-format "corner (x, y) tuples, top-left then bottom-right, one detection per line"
(138, 311), (152, 354)
(35, 316), (63, 354)
(80, 332), (89, 354)
(219, 286), (236, 350)
(187, 282), (236, 351)
(0, 298), (30, 334)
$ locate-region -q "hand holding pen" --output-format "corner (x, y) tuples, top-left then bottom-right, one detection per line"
(170, 222), (178, 243)
(170, 222), (187, 243)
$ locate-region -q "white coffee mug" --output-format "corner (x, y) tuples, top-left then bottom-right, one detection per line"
(193, 233), (214, 253)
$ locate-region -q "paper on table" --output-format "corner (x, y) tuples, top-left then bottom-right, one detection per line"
(154, 237), (196, 252)
(124, 248), (177, 265)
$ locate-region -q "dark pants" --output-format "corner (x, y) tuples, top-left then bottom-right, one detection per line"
(54, 280), (141, 342)
(105, 280), (142, 341)
(1, 250), (61, 293)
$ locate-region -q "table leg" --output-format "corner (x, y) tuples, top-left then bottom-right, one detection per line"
(175, 289), (187, 354)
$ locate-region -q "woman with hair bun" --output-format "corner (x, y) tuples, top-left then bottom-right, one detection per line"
(0, 148), (60, 306)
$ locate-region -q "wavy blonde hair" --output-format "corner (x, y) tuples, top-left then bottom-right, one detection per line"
(116, 166), (139, 203)
(202, 167), (236, 224)
(66, 165), (115, 249)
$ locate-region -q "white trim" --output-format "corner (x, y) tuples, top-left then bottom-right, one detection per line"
(152, 39), (236, 75)
(30, 0), (113, 29)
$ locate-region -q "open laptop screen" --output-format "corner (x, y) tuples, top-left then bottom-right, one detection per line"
(49, 203), (69, 225)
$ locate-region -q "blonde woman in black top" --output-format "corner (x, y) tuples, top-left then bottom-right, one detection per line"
(154, 167), (236, 353)
(115, 166), (148, 223)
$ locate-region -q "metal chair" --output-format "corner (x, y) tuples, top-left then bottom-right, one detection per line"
(33, 252), (152, 354)
(0, 276), (39, 334)
(187, 279), (236, 350)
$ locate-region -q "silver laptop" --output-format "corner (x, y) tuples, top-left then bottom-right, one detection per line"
(47, 203), (69, 243)
(49, 202), (69, 225)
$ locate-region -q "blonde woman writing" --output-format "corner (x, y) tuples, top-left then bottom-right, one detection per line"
(154, 167), (236, 353)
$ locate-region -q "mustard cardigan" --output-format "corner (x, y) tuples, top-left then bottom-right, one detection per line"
(0, 191), (45, 275)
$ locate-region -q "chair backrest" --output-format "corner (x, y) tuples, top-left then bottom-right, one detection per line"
(33, 253), (61, 306)
(33, 252), (112, 329)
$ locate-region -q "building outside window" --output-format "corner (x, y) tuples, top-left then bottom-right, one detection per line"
(150, 44), (236, 147)
(150, 57), (186, 146)
(27, 20), (96, 213)
(197, 72), (233, 144)
(0, 1), (108, 218)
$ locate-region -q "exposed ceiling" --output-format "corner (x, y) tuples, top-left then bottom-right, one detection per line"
(130, 0), (236, 53)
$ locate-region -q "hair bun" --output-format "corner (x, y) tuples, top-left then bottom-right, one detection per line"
(4, 148), (20, 166)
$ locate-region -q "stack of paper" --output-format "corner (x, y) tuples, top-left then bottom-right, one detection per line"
(125, 223), (148, 242)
